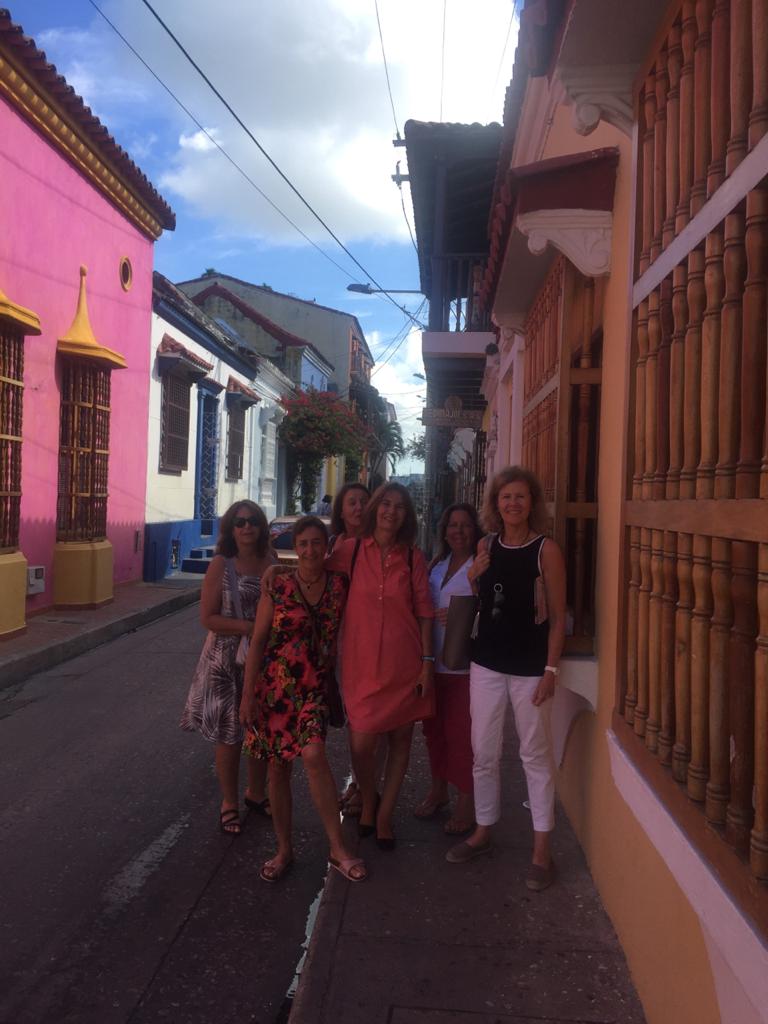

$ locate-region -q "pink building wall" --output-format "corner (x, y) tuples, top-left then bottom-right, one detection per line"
(0, 94), (154, 611)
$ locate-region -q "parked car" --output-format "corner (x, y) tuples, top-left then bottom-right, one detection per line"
(269, 515), (332, 565)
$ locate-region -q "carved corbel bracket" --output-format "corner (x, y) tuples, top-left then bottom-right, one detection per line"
(517, 208), (612, 277)
(558, 65), (635, 138)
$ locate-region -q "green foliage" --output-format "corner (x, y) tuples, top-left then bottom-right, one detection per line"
(279, 390), (369, 511)
(406, 433), (426, 461)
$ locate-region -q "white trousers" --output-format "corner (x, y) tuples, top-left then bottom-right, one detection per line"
(469, 662), (555, 832)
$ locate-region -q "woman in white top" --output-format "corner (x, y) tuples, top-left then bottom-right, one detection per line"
(414, 503), (482, 834)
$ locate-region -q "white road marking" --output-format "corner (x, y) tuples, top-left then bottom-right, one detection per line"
(102, 813), (191, 913)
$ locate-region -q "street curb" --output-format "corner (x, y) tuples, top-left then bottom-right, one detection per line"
(288, 871), (348, 1023)
(0, 586), (201, 693)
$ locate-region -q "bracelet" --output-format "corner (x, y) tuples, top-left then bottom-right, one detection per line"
(545, 665), (560, 676)
(421, 655), (436, 662)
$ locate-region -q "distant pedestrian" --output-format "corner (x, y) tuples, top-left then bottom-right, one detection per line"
(327, 482), (435, 850)
(446, 467), (565, 892)
(316, 493), (333, 516)
(240, 516), (366, 883)
(415, 503), (481, 835)
(181, 501), (275, 836)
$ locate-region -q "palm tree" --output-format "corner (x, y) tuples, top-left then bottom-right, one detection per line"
(368, 416), (405, 487)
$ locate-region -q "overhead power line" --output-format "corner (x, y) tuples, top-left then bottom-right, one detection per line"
(439, 0), (447, 121)
(374, 0), (400, 140)
(139, 0), (425, 328)
(490, 0), (519, 101)
(86, 0), (356, 282)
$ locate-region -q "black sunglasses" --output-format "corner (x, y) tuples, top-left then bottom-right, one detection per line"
(491, 583), (505, 622)
(234, 515), (260, 528)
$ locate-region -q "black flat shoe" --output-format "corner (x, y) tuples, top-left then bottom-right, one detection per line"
(357, 793), (381, 838)
(245, 796), (272, 817)
(376, 833), (396, 851)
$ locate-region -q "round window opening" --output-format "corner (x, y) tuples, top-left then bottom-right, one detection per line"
(119, 256), (133, 291)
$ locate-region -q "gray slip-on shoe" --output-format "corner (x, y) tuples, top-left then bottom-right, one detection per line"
(445, 840), (492, 864)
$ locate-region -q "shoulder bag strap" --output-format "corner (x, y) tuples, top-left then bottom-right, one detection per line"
(225, 558), (244, 620)
(349, 537), (362, 579)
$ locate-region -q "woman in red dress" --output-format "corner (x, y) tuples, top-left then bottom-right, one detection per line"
(327, 482), (435, 850)
(240, 516), (366, 883)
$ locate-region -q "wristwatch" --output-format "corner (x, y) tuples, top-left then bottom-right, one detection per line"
(544, 665), (560, 676)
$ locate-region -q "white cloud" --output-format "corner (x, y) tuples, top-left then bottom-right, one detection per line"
(178, 128), (220, 151)
(70, 0), (517, 246)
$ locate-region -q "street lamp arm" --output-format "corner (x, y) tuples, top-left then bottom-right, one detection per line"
(347, 283), (424, 295)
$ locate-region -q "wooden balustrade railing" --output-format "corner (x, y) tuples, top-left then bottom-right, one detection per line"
(621, 1), (768, 912)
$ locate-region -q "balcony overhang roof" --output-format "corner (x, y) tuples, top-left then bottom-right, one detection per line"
(481, 147), (619, 318)
(404, 120), (502, 296)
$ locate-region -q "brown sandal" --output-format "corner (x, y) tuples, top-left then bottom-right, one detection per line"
(219, 808), (241, 835)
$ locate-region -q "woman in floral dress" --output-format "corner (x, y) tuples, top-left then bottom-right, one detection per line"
(181, 501), (274, 835)
(240, 516), (367, 884)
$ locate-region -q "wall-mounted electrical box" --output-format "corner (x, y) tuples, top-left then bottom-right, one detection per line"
(27, 565), (46, 595)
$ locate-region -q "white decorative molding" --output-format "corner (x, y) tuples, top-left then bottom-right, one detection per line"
(517, 208), (612, 277)
(607, 730), (768, 1024)
(558, 65), (635, 138)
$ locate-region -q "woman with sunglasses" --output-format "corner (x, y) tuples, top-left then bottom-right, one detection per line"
(181, 501), (275, 835)
(240, 516), (366, 884)
(446, 467), (565, 893)
(328, 482), (371, 816)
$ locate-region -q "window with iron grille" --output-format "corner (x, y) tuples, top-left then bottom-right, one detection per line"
(0, 325), (24, 552)
(160, 372), (191, 473)
(56, 360), (111, 542)
(226, 404), (246, 481)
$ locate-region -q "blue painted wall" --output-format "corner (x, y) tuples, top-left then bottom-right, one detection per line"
(143, 517), (220, 581)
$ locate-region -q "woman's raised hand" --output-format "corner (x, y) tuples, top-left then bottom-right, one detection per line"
(467, 544), (490, 584)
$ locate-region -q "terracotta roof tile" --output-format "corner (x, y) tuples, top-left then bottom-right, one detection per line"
(0, 9), (175, 230)
(158, 333), (213, 371)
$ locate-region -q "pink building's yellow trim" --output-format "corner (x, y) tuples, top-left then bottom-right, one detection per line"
(0, 551), (28, 639)
(0, 285), (41, 334)
(57, 267), (127, 370)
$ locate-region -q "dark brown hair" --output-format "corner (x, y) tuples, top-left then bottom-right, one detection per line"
(291, 515), (329, 545)
(216, 500), (269, 558)
(361, 482), (418, 548)
(481, 466), (548, 536)
(330, 482), (370, 536)
(431, 502), (483, 565)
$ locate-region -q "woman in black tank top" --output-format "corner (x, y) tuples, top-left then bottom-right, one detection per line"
(445, 467), (566, 892)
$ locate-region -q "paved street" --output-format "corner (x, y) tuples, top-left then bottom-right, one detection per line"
(0, 604), (347, 1024)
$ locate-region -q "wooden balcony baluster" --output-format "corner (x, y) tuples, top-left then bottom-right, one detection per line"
(653, 52), (669, 262)
(644, 288), (661, 499)
(737, 187), (768, 497)
(641, 75), (657, 273)
(687, 534), (713, 801)
(647, 530), (665, 752)
(680, 246), (706, 497)
(635, 528), (653, 737)
(626, 528), (642, 724)
(664, 25), (683, 248)
(659, 530), (679, 762)
(655, 279), (673, 498)
(750, 0), (768, 146)
(698, 228), (724, 497)
(691, 0), (714, 217)
(573, 280), (595, 636)
(676, 3), (698, 232)
(705, 537), (733, 823)
(751, 543), (768, 878)
(707, 0), (730, 195)
(727, 0), (752, 172)
(674, 533), (694, 781)
(667, 263), (688, 498)
(726, 542), (757, 851)
(634, 304), (649, 499)
(715, 205), (746, 497)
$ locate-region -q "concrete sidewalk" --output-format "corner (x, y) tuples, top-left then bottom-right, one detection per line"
(290, 725), (646, 1024)
(0, 575), (201, 692)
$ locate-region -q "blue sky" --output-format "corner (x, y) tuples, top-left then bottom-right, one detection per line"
(7, 0), (518, 468)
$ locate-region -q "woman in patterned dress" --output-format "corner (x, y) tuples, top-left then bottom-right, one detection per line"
(180, 501), (275, 835)
(241, 516), (367, 884)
